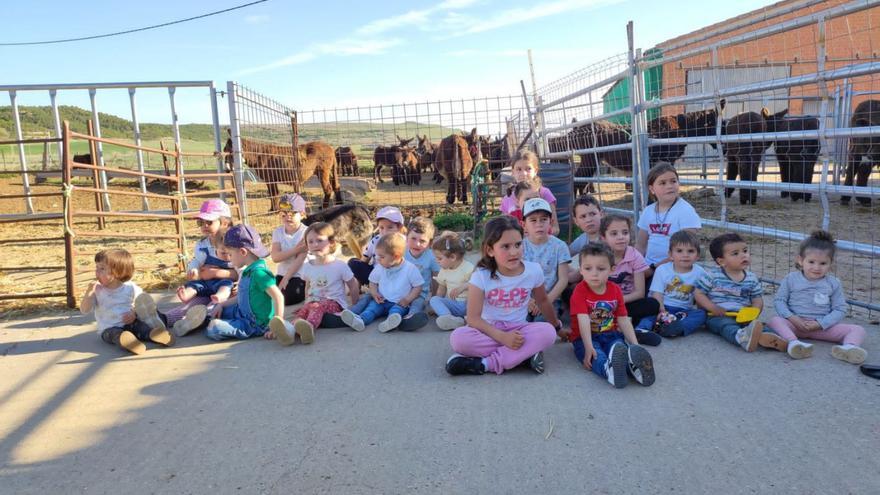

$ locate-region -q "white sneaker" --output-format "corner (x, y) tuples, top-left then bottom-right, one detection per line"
(134, 293), (166, 332)
(735, 321), (763, 352)
(378, 313), (402, 333)
(270, 317), (295, 346)
(786, 340), (813, 359)
(604, 343), (629, 389)
(436, 315), (465, 331)
(172, 304), (207, 337)
(341, 309), (365, 332)
(831, 344), (867, 364)
(294, 319), (315, 344)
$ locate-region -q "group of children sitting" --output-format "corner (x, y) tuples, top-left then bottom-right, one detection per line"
(82, 150), (868, 389)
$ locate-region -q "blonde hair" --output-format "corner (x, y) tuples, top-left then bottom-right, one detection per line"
(432, 231), (467, 258)
(305, 222), (337, 250)
(511, 149), (539, 171)
(407, 216), (435, 240)
(376, 232), (406, 258)
(94, 248), (135, 282)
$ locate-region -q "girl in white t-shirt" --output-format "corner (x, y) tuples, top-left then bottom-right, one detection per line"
(270, 193), (309, 306)
(635, 164), (702, 276)
(429, 232), (475, 331)
(500, 150), (559, 235)
(268, 222), (360, 346)
(445, 216), (561, 376)
(80, 248), (173, 355)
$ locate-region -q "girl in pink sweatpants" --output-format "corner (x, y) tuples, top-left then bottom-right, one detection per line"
(765, 230), (867, 364)
(445, 216), (562, 376)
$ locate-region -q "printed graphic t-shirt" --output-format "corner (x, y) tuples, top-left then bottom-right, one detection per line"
(469, 261), (544, 323)
(637, 199), (701, 264)
(569, 281), (628, 341)
(607, 246), (649, 295)
(649, 262), (707, 309)
(300, 259), (355, 309)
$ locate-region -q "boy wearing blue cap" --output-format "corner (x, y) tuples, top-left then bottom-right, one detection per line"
(206, 224), (286, 340)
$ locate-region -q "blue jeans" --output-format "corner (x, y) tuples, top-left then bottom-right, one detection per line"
(706, 315), (744, 345)
(185, 278), (234, 298)
(429, 296), (467, 317)
(572, 331), (625, 378)
(406, 296), (426, 318)
(205, 304), (266, 340)
(351, 293), (371, 314)
(528, 300), (562, 323)
(358, 299), (408, 325)
(637, 305), (707, 337)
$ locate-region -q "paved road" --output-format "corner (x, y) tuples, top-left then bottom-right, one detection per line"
(1, 295), (878, 494)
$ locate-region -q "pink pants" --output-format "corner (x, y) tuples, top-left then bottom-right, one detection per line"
(295, 299), (343, 329)
(766, 316), (865, 346)
(449, 321), (557, 375)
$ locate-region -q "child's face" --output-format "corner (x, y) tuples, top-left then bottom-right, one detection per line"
(375, 246), (402, 268)
(228, 247), (253, 269)
(600, 220), (631, 254)
(580, 254), (613, 290)
(407, 231), (431, 256)
(306, 232), (332, 256)
(377, 219), (400, 236)
(511, 159), (537, 183)
(487, 229), (523, 273)
(95, 261), (114, 286)
(523, 212), (551, 241)
(648, 171), (680, 205)
(280, 210), (303, 230)
(197, 218), (221, 238)
(798, 249), (832, 281)
(216, 245), (232, 262)
(670, 243), (699, 269)
(574, 204), (602, 235)
(516, 189), (539, 208)
(717, 241), (750, 271)
(434, 250), (461, 270)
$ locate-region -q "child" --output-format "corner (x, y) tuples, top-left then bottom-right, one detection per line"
(268, 222), (360, 346)
(506, 181), (540, 226)
(635, 231), (707, 338)
(694, 233), (766, 352)
(403, 217), (439, 326)
(521, 198), (571, 322)
(599, 214), (660, 328)
(636, 164), (701, 278)
(500, 150), (560, 235)
(178, 199), (236, 303)
(206, 225), (286, 341)
(348, 206), (405, 286)
(766, 230), (867, 363)
(569, 194), (603, 256)
(429, 232), (475, 330)
(271, 193), (308, 306)
(80, 248), (173, 355)
(341, 233), (424, 333)
(445, 216), (561, 376)
(569, 242), (655, 388)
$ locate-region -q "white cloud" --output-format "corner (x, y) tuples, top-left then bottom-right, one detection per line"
(244, 14), (270, 24)
(356, 0), (479, 35)
(438, 0), (622, 37)
(236, 38), (403, 75)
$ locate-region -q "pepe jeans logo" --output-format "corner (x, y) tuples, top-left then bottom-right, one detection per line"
(486, 287), (530, 309)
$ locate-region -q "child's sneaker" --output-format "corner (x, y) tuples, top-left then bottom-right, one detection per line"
(758, 331), (788, 352)
(604, 342), (629, 388)
(635, 329), (662, 346)
(786, 340), (813, 359)
(529, 352), (545, 374)
(134, 293), (166, 333)
(340, 309), (365, 332)
(149, 326), (175, 346)
(627, 344), (655, 386)
(735, 321), (763, 352)
(294, 319), (315, 344)
(270, 317), (295, 346)
(436, 315), (465, 331)
(831, 344), (867, 364)
(378, 313), (402, 333)
(172, 304), (207, 337)
(445, 354), (485, 375)
(118, 330), (146, 355)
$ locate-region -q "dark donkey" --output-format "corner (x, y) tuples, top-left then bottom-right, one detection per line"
(434, 128), (483, 204)
(762, 108), (820, 202)
(841, 99), (880, 206)
(373, 135), (419, 186)
(722, 110), (771, 205)
(335, 146), (359, 177)
(647, 99), (726, 166)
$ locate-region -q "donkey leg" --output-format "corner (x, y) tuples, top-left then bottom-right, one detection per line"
(446, 176), (456, 204)
(841, 150), (859, 205)
(778, 154), (791, 198)
(459, 176), (468, 205)
(725, 156), (738, 198)
(855, 160), (873, 206)
(267, 182), (280, 212)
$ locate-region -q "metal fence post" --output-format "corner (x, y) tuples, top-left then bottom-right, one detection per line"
(168, 87), (189, 211)
(226, 81), (249, 224)
(9, 90), (34, 214)
(627, 22), (645, 219)
(128, 88), (149, 210)
(88, 88), (111, 211)
(49, 89), (63, 170)
(210, 84), (226, 201)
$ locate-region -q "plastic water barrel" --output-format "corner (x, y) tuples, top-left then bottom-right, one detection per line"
(538, 162), (573, 238)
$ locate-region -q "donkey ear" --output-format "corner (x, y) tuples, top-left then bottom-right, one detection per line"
(718, 98), (727, 111)
(470, 128), (477, 137)
(226, 128), (231, 136)
(761, 107), (771, 119)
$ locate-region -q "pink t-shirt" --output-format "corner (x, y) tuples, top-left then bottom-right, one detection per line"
(607, 246), (649, 295)
(500, 186), (556, 214)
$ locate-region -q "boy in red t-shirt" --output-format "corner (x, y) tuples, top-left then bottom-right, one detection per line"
(570, 242), (655, 388)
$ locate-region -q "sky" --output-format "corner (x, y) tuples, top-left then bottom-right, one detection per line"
(2, 0), (772, 125)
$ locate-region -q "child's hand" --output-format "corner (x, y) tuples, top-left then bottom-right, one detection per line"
(397, 297), (410, 308)
(121, 310), (136, 325)
(448, 286), (465, 299)
(498, 330), (524, 350)
(583, 347), (598, 369)
(187, 268), (199, 280)
(372, 293), (385, 304)
(803, 319), (822, 332)
(264, 330), (276, 340)
(787, 315), (807, 332)
(556, 326), (571, 340)
(85, 281), (98, 295)
(709, 305), (726, 317)
(528, 299), (540, 316)
(278, 277), (290, 290)
(210, 305), (223, 319)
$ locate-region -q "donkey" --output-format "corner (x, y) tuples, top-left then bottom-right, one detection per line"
(841, 99), (880, 206)
(373, 135), (418, 185)
(434, 128), (483, 204)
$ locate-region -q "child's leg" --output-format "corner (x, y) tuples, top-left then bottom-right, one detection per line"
(625, 297), (660, 323)
(668, 306), (707, 337)
(796, 322), (866, 346)
(101, 326), (147, 354)
(177, 285), (198, 303)
(588, 333), (625, 378)
(205, 305), (257, 341)
(164, 297), (211, 327)
(350, 293), (371, 314)
(303, 300), (342, 329)
(450, 322), (555, 375)
(404, 296), (426, 318)
(429, 297), (466, 317)
(211, 285), (232, 304)
(765, 316), (799, 341)
(358, 300), (393, 325)
(706, 316), (744, 345)
(347, 259), (373, 286)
